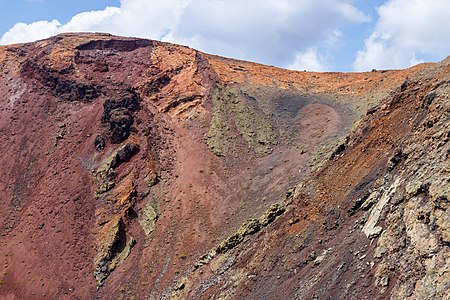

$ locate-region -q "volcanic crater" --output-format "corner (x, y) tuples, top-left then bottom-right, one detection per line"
(0, 33), (449, 300)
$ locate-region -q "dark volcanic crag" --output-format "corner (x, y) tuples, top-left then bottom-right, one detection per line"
(0, 33), (448, 300)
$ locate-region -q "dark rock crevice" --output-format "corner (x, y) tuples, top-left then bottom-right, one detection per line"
(101, 87), (141, 144)
(21, 60), (100, 102)
(76, 39), (153, 52)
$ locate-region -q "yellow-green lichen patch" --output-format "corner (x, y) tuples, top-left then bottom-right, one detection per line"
(205, 89), (232, 157)
(231, 92), (276, 155)
(93, 143), (139, 179)
(259, 203), (286, 226)
(215, 202), (285, 254)
(94, 217), (136, 285)
(109, 235), (135, 271)
(138, 202), (158, 236)
(205, 87), (280, 157)
(194, 201), (286, 269)
(93, 142), (139, 198)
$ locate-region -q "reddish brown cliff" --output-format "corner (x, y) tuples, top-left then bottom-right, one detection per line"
(0, 33), (448, 299)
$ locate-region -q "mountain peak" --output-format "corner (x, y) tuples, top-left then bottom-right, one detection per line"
(0, 34), (448, 299)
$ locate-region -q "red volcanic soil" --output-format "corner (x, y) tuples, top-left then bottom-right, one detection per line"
(0, 33), (448, 300)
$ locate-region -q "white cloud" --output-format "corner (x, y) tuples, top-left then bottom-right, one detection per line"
(58, 7), (121, 33)
(167, 0), (369, 67)
(1, 0), (368, 71)
(287, 48), (329, 72)
(1, 20), (61, 45)
(0, 0), (189, 45)
(335, 2), (370, 23)
(353, 0), (450, 71)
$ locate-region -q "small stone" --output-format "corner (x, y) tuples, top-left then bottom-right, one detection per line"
(289, 218), (300, 225)
(94, 135), (106, 151)
(313, 250), (328, 265)
(175, 282), (185, 291)
(314, 255), (325, 265)
(379, 276), (389, 287)
(368, 226), (383, 239)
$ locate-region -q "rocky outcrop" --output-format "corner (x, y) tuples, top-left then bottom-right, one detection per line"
(172, 56), (450, 300)
(0, 33), (448, 300)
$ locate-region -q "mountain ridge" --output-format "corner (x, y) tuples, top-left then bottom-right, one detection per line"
(0, 33), (448, 299)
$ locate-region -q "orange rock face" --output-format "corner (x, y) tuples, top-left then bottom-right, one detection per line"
(0, 33), (448, 299)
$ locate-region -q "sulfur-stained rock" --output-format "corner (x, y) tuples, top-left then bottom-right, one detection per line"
(94, 216), (135, 285)
(110, 173), (136, 206)
(259, 203), (286, 226)
(404, 196), (440, 256)
(213, 203), (285, 254)
(360, 190), (381, 210)
(138, 202), (158, 236)
(368, 225), (383, 239)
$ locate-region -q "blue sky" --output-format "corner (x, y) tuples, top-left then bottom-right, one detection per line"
(0, 0), (120, 35)
(1, 0), (449, 72)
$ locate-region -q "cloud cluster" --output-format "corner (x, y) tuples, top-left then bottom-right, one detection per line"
(0, 0), (367, 71)
(166, 0), (368, 69)
(287, 48), (330, 72)
(353, 0), (450, 71)
(3, 0), (448, 71)
(0, 1), (188, 45)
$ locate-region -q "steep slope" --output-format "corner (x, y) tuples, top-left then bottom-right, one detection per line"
(175, 57), (450, 300)
(0, 33), (447, 300)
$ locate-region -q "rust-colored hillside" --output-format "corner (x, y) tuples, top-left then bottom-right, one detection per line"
(0, 33), (448, 299)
